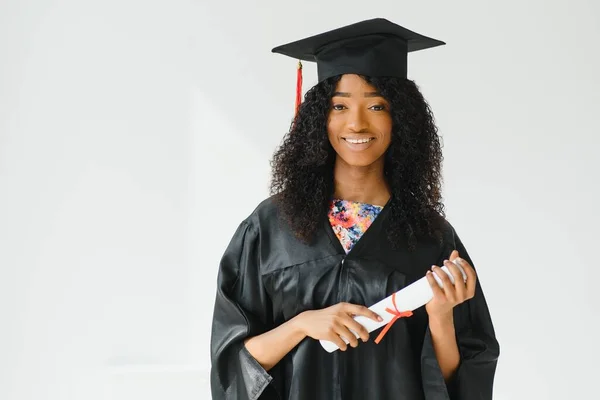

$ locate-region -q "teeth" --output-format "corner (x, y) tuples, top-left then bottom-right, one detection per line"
(345, 138), (373, 144)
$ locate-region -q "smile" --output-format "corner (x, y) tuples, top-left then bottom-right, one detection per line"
(343, 137), (375, 144)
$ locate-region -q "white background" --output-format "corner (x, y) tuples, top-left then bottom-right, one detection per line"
(1, 0), (599, 399)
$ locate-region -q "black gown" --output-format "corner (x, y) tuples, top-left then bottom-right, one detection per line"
(209, 196), (500, 400)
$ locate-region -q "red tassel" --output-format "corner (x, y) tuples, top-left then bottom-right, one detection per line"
(295, 60), (303, 117)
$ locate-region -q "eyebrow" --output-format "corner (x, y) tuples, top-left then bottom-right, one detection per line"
(332, 91), (382, 98)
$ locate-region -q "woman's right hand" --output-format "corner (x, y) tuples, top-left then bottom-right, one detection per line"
(294, 302), (383, 351)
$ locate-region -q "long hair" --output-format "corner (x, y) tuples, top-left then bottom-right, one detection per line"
(269, 75), (446, 250)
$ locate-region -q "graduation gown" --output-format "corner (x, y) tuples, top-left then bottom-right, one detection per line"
(209, 196), (499, 400)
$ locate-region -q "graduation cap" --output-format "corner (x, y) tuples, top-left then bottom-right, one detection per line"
(271, 18), (445, 115)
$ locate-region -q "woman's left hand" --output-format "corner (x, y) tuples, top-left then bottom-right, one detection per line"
(425, 250), (477, 321)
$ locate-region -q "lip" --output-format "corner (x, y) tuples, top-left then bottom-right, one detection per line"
(341, 137), (376, 151)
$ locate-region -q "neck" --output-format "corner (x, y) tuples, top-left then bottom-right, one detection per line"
(332, 156), (391, 206)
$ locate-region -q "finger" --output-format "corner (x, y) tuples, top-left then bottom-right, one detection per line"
(449, 250), (460, 262)
(456, 257), (477, 299)
(444, 260), (466, 300)
(335, 322), (359, 348)
(329, 320), (349, 351)
(445, 259), (465, 284)
(426, 270), (445, 299)
(344, 304), (383, 323)
(341, 314), (370, 342)
(432, 265), (455, 302)
(329, 332), (348, 352)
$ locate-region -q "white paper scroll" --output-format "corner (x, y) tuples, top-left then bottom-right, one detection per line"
(319, 260), (467, 353)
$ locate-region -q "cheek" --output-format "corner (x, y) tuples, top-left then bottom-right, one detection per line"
(381, 118), (393, 143)
(327, 117), (343, 141)
(383, 129), (392, 146)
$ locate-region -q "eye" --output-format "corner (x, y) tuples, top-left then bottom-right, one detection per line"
(332, 104), (347, 111)
(369, 104), (386, 111)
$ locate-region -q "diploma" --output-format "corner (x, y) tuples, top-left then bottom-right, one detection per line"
(319, 261), (467, 353)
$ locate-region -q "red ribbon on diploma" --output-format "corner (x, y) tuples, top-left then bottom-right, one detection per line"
(374, 292), (413, 344)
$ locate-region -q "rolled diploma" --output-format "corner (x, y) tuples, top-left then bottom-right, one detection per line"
(319, 262), (466, 353)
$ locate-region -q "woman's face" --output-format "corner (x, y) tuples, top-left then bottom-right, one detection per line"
(327, 74), (393, 168)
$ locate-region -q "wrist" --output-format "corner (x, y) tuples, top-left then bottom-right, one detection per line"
(429, 312), (454, 330)
(291, 311), (309, 338)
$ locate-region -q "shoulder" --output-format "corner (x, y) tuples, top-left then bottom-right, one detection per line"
(249, 194), (281, 220)
(239, 194), (286, 233)
(427, 211), (460, 247)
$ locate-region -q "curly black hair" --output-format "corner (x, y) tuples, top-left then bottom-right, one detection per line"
(269, 75), (446, 251)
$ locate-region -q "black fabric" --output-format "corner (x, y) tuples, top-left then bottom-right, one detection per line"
(210, 196), (499, 400)
(271, 18), (445, 81)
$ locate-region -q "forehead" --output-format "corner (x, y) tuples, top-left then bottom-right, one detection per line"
(334, 74), (377, 92)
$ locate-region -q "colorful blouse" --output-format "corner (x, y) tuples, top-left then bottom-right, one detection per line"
(328, 198), (384, 253)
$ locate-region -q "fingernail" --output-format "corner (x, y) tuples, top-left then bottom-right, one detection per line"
(455, 258), (463, 264)
(378, 316), (383, 321)
(443, 259), (448, 264)
(426, 271), (431, 275)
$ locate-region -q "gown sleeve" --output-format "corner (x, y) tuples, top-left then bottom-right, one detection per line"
(209, 220), (278, 400)
(421, 227), (501, 400)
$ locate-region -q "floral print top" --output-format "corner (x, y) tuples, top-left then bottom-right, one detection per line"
(328, 198), (384, 253)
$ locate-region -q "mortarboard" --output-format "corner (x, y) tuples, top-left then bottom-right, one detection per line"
(271, 18), (445, 115)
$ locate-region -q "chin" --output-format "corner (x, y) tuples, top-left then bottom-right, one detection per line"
(337, 152), (383, 168)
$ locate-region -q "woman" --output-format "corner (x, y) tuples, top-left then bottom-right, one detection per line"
(210, 18), (500, 400)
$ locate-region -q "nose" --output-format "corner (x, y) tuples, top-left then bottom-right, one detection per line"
(346, 107), (369, 133)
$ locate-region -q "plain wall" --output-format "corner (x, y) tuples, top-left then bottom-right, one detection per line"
(1, 0), (599, 399)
